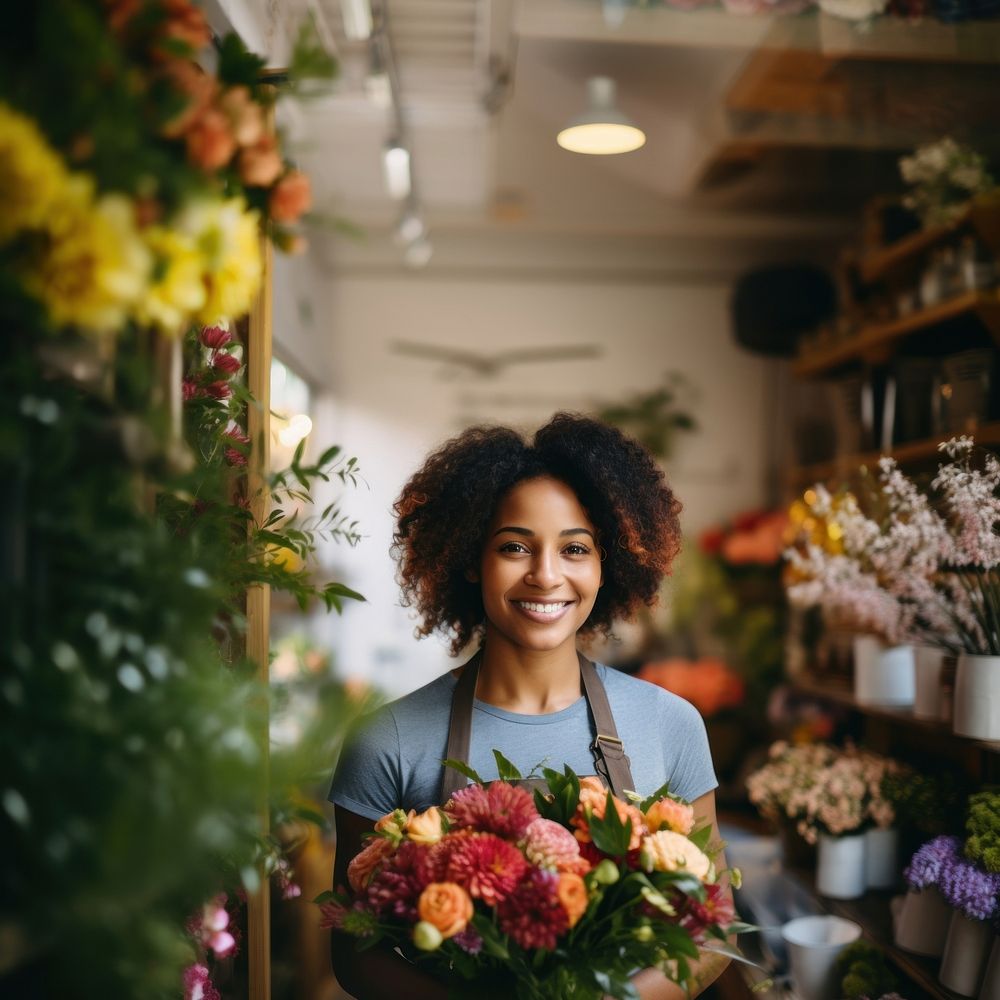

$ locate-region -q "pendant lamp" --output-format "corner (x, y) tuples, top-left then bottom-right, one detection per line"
(556, 77), (645, 155)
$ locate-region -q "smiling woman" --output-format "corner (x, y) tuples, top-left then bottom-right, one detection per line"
(327, 413), (733, 1000)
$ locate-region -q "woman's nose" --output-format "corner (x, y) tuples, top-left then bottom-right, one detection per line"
(526, 549), (562, 588)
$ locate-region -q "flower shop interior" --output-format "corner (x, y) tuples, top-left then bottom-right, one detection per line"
(4, 1), (1000, 1000)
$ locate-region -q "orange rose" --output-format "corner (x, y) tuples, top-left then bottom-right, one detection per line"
(557, 872), (588, 928)
(239, 134), (284, 187)
(346, 836), (394, 893)
(220, 86), (266, 147)
(159, 61), (217, 139)
(572, 777), (644, 851)
(269, 170), (312, 223)
(644, 797), (695, 836)
(417, 882), (473, 939)
(406, 806), (445, 845)
(186, 109), (237, 171)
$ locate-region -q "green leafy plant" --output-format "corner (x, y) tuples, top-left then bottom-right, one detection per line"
(965, 789), (1000, 873)
(596, 372), (698, 460)
(835, 940), (898, 1000)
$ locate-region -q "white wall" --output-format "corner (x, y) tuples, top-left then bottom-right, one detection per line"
(295, 262), (771, 697)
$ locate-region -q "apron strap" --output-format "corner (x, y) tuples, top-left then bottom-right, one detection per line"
(439, 650), (636, 802)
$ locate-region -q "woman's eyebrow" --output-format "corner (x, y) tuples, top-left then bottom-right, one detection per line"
(493, 526), (595, 539)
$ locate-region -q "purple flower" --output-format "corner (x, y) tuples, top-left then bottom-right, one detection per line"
(939, 857), (1000, 921)
(904, 835), (961, 890)
(452, 926), (483, 955)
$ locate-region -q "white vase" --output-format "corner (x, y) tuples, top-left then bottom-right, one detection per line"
(940, 910), (992, 997)
(853, 636), (915, 707)
(893, 885), (953, 956)
(864, 827), (898, 889)
(981, 936), (1000, 1000)
(954, 654), (1000, 741)
(816, 832), (866, 900)
(914, 645), (947, 720)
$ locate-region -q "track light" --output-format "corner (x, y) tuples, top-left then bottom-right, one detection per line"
(396, 210), (425, 245)
(382, 141), (411, 200)
(340, 0), (372, 40)
(364, 38), (391, 108)
(556, 77), (645, 155)
(404, 237), (433, 269)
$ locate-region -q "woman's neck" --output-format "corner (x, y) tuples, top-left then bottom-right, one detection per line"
(474, 632), (582, 715)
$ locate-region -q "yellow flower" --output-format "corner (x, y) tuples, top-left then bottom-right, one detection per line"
(640, 830), (712, 880)
(22, 176), (151, 335)
(174, 197), (261, 323)
(0, 102), (69, 244)
(136, 226), (206, 333)
(406, 807), (445, 845)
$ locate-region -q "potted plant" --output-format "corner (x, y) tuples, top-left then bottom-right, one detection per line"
(965, 791), (1000, 1000)
(895, 835), (963, 958)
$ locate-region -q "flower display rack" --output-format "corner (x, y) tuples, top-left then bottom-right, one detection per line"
(792, 289), (1000, 378)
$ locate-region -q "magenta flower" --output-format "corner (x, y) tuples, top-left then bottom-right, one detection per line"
(205, 380), (232, 401)
(445, 781), (539, 839)
(200, 325), (231, 349)
(183, 963), (220, 1000)
(496, 868), (568, 950)
(211, 351), (241, 377)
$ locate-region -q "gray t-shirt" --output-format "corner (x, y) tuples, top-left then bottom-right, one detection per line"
(329, 664), (717, 821)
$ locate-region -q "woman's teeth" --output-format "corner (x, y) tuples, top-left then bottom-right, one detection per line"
(515, 601), (568, 613)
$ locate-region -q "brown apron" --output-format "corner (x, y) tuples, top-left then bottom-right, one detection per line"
(439, 650), (636, 801)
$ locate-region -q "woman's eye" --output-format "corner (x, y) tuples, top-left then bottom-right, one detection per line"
(499, 541), (529, 554)
(563, 543), (591, 556)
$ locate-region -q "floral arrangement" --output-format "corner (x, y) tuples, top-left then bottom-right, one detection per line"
(746, 742), (906, 844)
(699, 509), (789, 568)
(0, 0), (330, 342)
(785, 438), (1000, 654)
(899, 137), (996, 228)
(835, 940), (899, 1000)
(905, 835), (1000, 921)
(319, 756), (744, 999)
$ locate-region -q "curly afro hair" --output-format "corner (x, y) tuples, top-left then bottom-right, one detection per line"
(392, 412), (682, 655)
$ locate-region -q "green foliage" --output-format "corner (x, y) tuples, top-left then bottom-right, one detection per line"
(965, 788), (1000, 873)
(493, 750), (523, 783)
(835, 941), (897, 1000)
(533, 766), (581, 825)
(884, 769), (968, 838)
(587, 792), (633, 857)
(596, 372), (698, 460)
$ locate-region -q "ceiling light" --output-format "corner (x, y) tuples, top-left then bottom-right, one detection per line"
(556, 77), (645, 156)
(404, 237), (433, 269)
(382, 141), (411, 199)
(364, 38), (391, 108)
(340, 0), (372, 40)
(395, 210), (425, 245)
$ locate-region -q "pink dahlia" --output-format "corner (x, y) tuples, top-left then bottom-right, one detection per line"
(497, 869), (568, 950)
(521, 818), (589, 874)
(677, 883), (735, 944)
(365, 841), (432, 920)
(441, 832), (529, 905)
(445, 781), (540, 839)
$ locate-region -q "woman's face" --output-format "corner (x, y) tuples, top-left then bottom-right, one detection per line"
(478, 475), (603, 656)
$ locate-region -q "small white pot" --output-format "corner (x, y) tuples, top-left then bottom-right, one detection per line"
(816, 832), (867, 900)
(913, 645), (947, 720)
(981, 936), (1000, 1000)
(954, 654), (1000, 741)
(853, 636), (915, 707)
(893, 885), (953, 956)
(940, 910), (992, 997)
(864, 827), (898, 889)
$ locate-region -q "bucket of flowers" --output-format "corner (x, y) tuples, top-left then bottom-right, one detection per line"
(319, 752), (748, 1000)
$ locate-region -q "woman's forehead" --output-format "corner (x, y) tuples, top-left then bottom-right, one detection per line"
(490, 476), (594, 530)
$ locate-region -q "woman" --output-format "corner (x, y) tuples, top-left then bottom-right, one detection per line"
(329, 413), (732, 999)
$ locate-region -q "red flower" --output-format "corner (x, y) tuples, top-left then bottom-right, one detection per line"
(224, 427), (250, 468)
(698, 526), (725, 556)
(677, 882), (735, 944)
(366, 841), (432, 921)
(205, 380), (232, 401)
(269, 170), (312, 223)
(440, 833), (528, 906)
(445, 781), (539, 839)
(182, 378), (202, 401)
(211, 351), (241, 376)
(497, 869), (568, 950)
(200, 325), (231, 349)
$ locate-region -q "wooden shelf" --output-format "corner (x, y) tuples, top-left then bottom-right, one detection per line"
(790, 676), (1000, 754)
(788, 421), (1000, 486)
(859, 200), (1000, 286)
(793, 289), (1000, 378)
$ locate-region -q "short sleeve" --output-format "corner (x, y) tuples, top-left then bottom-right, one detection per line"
(328, 706), (404, 822)
(663, 697), (718, 803)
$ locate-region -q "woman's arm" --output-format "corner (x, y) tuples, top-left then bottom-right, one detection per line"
(330, 805), (450, 1000)
(617, 790), (735, 1000)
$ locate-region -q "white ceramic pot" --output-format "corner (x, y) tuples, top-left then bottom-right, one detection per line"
(893, 885), (953, 957)
(781, 915), (862, 1000)
(816, 832), (867, 900)
(981, 936), (1000, 1000)
(913, 645), (947, 720)
(954, 654), (1000, 741)
(853, 636), (915, 707)
(940, 910), (992, 997)
(864, 827), (898, 889)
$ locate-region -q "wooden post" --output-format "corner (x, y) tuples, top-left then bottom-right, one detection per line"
(246, 231), (273, 1000)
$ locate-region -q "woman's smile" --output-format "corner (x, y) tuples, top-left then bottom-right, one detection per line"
(510, 599), (574, 622)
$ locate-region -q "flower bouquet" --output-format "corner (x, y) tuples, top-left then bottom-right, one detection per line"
(320, 753), (746, 1000)
(899, 137), (996, 228)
